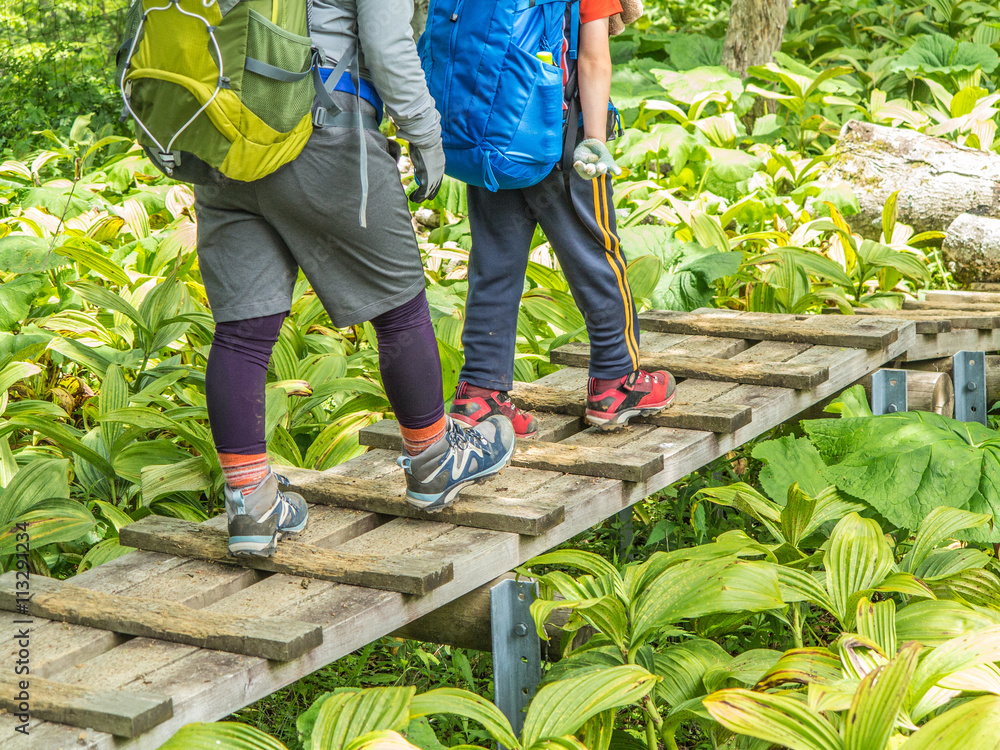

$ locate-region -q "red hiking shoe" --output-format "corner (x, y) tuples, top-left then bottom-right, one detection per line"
(449, 381), (538, 438)
(585, 369), (676, 429)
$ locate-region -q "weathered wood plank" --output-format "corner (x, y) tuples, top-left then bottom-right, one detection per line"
(0, 575), (322, 661)
(904, 299), (1000, 313)
(282, 467), (564, 536)
(119, 516), (453, 595)
(923, 289), (1000, 306)
(12, 317), (919, 749)
(848, 307), (1000, 330)
(639, 309), (899, 349)
(510, 382), (751, 433)
(823, 309), (952, 334)
(0, 676), (171, 738)
(359, 420), (664, 481)
(898, 327), (1000, 361)
(550, 341), (830, 389)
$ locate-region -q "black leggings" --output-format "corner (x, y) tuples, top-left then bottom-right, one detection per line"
(205, 290), (445, 454)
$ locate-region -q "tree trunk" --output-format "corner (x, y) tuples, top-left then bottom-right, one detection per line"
(824, 120), (1000, 241)
(411, 0), (430, 40)
(721, 0), (788, 77)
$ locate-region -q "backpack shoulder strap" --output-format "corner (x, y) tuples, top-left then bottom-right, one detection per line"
(568, 0), (579, 60)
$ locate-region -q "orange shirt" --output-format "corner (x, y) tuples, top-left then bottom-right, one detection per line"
(580, 0), (623, 24)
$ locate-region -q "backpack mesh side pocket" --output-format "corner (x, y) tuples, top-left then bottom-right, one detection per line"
(243, 9), (314, 133)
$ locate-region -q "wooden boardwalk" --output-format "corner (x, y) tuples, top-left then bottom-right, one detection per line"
(2, 303), (999, 749)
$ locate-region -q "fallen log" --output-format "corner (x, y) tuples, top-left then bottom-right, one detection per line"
(392, 574), (590, 661)
(903, 355), (1000, 408)
(824, 120), (1000, 240)
(942, 214), (1000, 285)
(795, 368), (954, 421)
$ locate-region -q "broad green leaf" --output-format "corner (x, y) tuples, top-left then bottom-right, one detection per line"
(1, 416), (114, 477)
(0, 498), (96, 555)
(0, 361), (41, 395)
(756, 648), (843, 690)
(409, 688), (519, 750)
(752, 436), (829, 506)
(901, 507), (992, 574)
(650, 66), (743, 104)
(777, 567), (837, 617)
(901, 696), (1000, 750)
(524, 550), (623, 589)
(703, 688), (842, 750)
(911, 625), (1000, 705)
(826, 513), (895, 625)
(312, 687), (415, 750)
(159, 721), (288, 749)
(70, 280), (147, 331)
(895, 601), (1000, 647)
(844, 643), (919, 750)
(344, 730), (421, 750)
(521, 665), (657, 747)
(55, 236), (131, 286)
(703, 649), (783, 693)
(140, 457), (212, 505)
(805, 413), (1000, 542)
(855, 597), (897, 657)
(632, 559), (783, 646)
(652, 639), (730, 707)
(79, 537), (135, 572)
(0, 458), (70, 527)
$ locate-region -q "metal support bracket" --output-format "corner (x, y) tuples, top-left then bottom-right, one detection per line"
(490, 578), (541, 744)
(872, 369), (907, 416)
(953, 350), (987, 425)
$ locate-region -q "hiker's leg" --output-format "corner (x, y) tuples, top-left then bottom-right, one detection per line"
(371, 289), (446, 454)
(257, 92), (448, 453)
(205, 313), (286, 490)
(194, 185), (299, 491)
(527, 169), (639, 381)
(459, 184), (538, 392)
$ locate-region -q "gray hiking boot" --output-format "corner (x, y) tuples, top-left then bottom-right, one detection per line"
(225, 470), (308, 557)
(397, 415), (516, 511)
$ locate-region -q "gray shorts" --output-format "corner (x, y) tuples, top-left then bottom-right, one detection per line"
(193, 94), (425, 326)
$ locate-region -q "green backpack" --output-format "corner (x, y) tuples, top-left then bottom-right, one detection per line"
(116, 0), (324, 183)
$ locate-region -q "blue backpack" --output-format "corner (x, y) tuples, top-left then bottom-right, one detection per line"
(418, 0), (581, 192)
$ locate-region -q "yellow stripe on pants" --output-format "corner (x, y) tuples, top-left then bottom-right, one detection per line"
(592, 177), (639, 369)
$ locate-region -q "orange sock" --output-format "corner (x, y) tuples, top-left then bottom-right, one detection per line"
(218, 452), (269, 492)
(400, 416), (447, 456)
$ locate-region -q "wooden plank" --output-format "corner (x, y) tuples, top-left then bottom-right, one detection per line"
(12, 323), (918, 749)
(639, 309), (899, 349)
(359, 420), (663, 481)
(898, 327), (1000, 361)
(904, 299), (1000, 313)
(119, 516), (453, 595)
(822, 308), (951, 334)
(923, 289), (1000, 306)
(849, 307), (1000, 330)
(509, 382), (751, 433)
(0, 676), (171, 738)
(13, 321), (917, 748)
(283, 467), (564, 536)
(0, 575), (322, 661)
(550, 341), (830, 389)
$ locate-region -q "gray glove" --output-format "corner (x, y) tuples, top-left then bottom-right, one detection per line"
(409, 140), (445, 202)
(573, 138), (622, 179)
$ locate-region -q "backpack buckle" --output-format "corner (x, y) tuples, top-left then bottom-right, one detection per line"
(158, 150), (176, 176)
(312, 106), (328, 128)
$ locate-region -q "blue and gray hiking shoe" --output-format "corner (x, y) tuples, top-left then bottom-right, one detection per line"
(398, 415), (516, 511)
(225, 470), (308, 557)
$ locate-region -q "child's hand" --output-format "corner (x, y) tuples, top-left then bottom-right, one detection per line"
(573, 138), (621, 180)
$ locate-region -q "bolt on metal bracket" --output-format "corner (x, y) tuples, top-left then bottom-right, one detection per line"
(872, 369), (907, 416)
(953, 350), (987, 425)
(490, 578), (541, 744)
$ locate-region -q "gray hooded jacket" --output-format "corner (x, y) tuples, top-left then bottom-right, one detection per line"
(310, 0), (442, 151)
